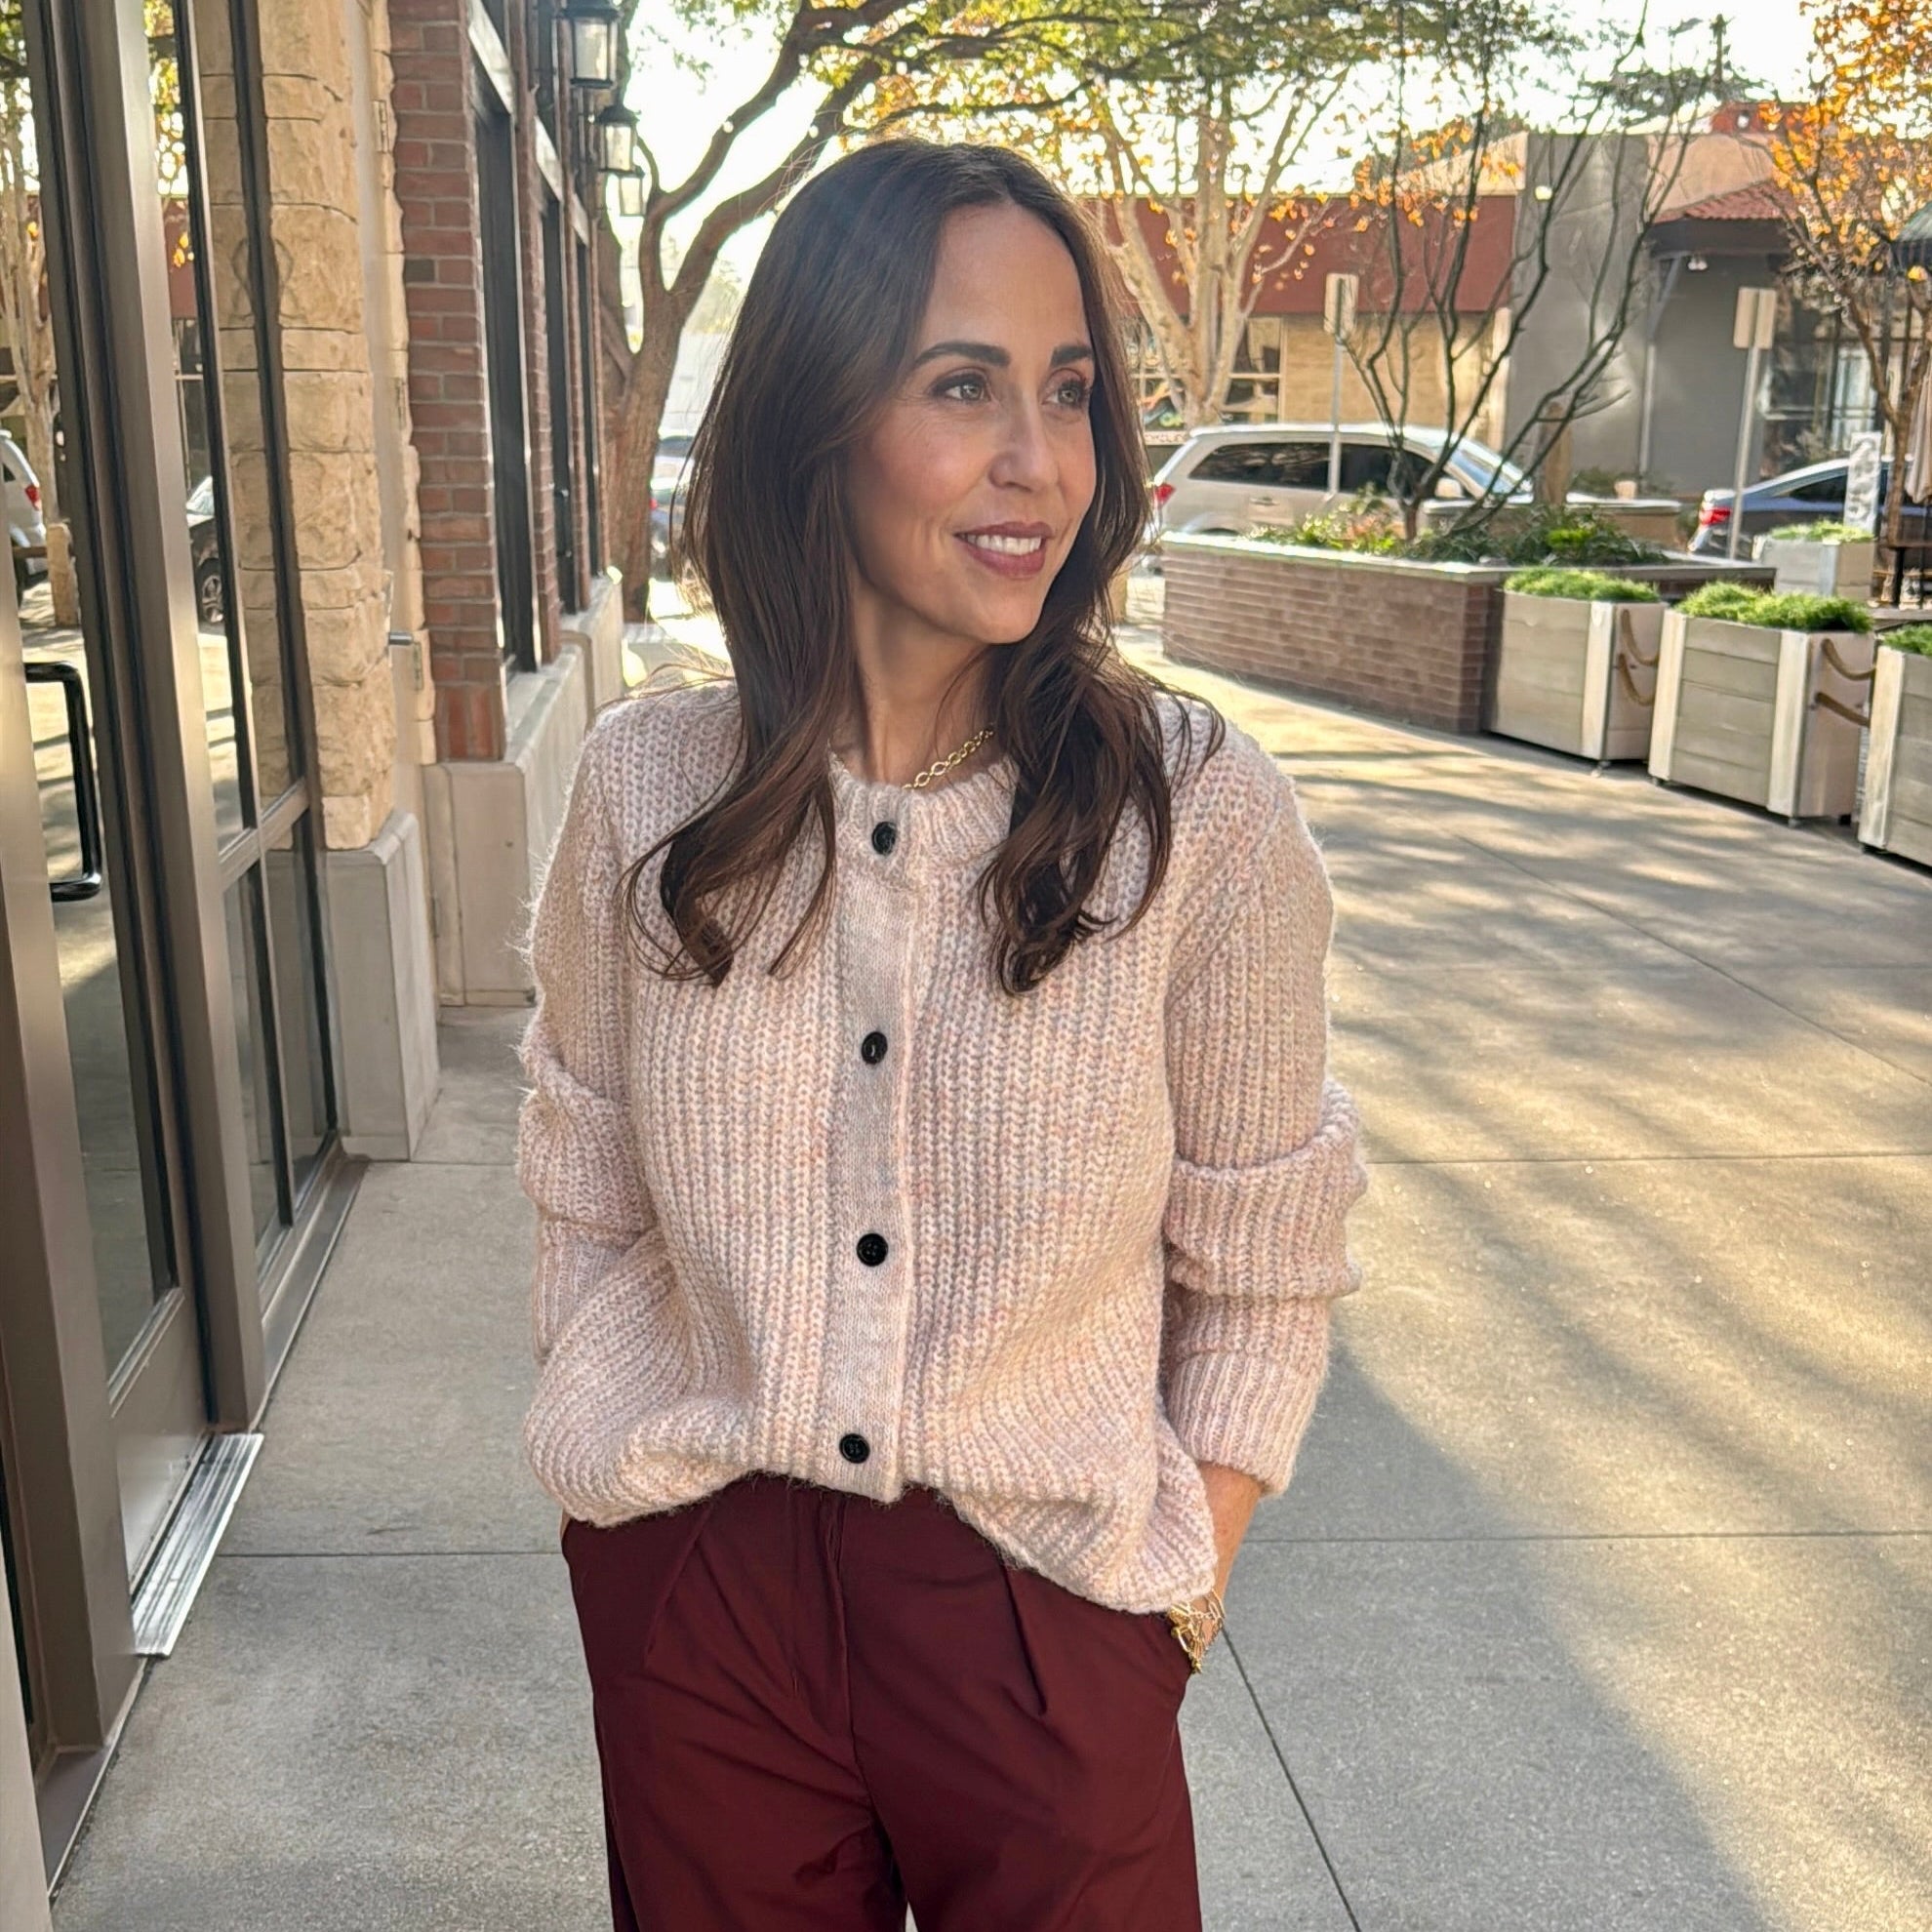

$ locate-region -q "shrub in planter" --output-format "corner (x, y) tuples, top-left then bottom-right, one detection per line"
(1256, 501), (1670, 569)
(1859, 624), (1932, 866)
(1411, 504), (1670, 569)
(1651, 586), (1874, 822)
(1489, 570), (1667, 762)
(1676, 585), (1872, 632)
(1763, 520), (1871, 543)
(1505, 567), (1662, 603)
(1751, 521), (1876, 596)
(1255, 488), (1404, 554)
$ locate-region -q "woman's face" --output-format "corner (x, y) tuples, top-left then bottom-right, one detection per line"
(844, 201), (1099, 656)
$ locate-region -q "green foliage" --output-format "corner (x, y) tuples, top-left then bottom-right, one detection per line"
(1505, 568), (1661, 603)
(1755, 592), (1872, 633)
(1676, 581), (1764, 621)
(1257, 487), (1404, 554)
(1678, 584), (1872, 632)
(1411, 504), (1670, 568)
(1879, 624), (1932, 657)
(1763, 520), (1872, 543)
(1256, 499), (1671, 570)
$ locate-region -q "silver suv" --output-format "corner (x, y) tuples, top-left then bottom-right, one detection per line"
(1151, 422), (1533, 537)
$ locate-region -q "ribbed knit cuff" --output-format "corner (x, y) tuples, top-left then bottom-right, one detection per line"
(1163, 1296), (1333, 1496)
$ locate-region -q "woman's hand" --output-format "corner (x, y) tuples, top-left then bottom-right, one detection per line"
(1197, 1460), (1264, 1603)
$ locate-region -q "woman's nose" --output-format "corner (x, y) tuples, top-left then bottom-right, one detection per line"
(989, 400), (1056, 490)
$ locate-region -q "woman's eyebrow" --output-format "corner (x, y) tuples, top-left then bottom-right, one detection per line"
(910, 339), (1095, 369)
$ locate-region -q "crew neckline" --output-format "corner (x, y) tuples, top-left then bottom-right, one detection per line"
(826, 742), (1017, 866)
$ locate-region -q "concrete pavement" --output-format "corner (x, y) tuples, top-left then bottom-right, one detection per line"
(50, 614), (1932, 1930)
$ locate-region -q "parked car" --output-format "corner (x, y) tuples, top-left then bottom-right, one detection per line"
(1150, 422), (1536, 537)
(651, 433), (694, 577)
(3, 429), (47, 596)
(1690, 455), (1932, 554)
(184, 474), (225, 628)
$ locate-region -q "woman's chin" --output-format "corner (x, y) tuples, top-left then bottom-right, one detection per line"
(954, 584), (1054, 649)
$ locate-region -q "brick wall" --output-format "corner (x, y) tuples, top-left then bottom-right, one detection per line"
(507, 7), (562, 660)
(1161, 539), (1503, 734)
(390, 0), (503, 761)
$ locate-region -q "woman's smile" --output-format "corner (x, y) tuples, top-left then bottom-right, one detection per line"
(957, 522), (1054, 577)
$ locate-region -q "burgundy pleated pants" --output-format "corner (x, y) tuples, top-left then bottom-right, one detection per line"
(561, 1470), (1201, 1931)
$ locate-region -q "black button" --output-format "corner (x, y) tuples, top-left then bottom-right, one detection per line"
(839, 1432), (871, 1465)
(871, 821), (898, 856)
(856, 1231), (889, 1267)
(861, 1030), (888, 1065)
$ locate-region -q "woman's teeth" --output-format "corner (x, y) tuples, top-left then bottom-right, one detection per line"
(964, 534), (1044, 555)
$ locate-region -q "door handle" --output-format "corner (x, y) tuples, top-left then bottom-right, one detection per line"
(23, 659), (104, 902)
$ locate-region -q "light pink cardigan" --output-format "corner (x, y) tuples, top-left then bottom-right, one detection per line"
(516, 678), (1368, 1610)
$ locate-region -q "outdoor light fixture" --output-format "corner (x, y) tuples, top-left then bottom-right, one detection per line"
(564, 0), (620, 89)
(616, 169), (645, 219)
(595, 102), (639, 176)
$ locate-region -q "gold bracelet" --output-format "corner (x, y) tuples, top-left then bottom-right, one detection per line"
(1164, 1587), (1227, 1673)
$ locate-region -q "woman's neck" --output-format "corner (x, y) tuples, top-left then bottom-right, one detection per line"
(832, 601), (994, 787)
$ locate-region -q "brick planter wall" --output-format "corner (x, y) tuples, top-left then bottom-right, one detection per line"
(1161, 538), (1505, 733)
(1159, 538), (1780, 737)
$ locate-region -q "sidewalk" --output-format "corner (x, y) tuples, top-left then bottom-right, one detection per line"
(50, 622), (1932, 1930)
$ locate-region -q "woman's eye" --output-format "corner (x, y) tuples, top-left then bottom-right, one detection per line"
(1052, 376), (1093, 410)
(938, 372), (988, 402)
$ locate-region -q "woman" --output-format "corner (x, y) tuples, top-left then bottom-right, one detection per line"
(518, 140), (1368, 1932)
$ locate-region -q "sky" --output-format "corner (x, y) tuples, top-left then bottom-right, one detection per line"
(616, 1), (1824, 286)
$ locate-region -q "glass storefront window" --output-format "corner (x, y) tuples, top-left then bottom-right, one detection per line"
(222, 867), (282, 1247)
(149, 0), (338, 1256)
(4, 14), (181, 1381)
(263, 813), (331, 1200)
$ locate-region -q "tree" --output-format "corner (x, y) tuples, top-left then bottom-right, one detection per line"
(607, 0), (1130, 619)
(886, 2), (1434, 433)
(1768, 0), (1932, 577)
(1334, 2), (1713, 541)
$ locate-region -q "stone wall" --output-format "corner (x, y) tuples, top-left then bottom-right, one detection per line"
(349, 0), (436, 785)
(256, 2), (397, 849)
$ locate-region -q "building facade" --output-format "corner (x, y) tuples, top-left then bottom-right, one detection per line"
(0, 0), (626, 1908)
(1109, 108), (1896, 505)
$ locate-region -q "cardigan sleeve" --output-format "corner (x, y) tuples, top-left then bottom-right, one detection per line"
(1159, 759), (1369, 1496)
(516, 714), (659, 1369)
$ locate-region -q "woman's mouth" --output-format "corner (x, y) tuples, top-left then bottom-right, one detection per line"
(958, 527), (1052, 579)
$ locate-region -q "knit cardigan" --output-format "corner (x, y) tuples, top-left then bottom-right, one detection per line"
(516, 677), (1369, 1612)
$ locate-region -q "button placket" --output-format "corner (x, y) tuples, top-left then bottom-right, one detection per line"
(816, 811), (920, 1494)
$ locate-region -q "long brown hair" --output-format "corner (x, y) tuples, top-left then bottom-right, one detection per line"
(627, 139), (1223, 995)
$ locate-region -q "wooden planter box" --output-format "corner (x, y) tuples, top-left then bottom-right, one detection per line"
(1751, 535), (1876, 597)
(1158, 539), (1774, 738)
(1487, 592), (1665, 762)
(1859, 645), (1932, 865)
(1648, 611), (1874, 821)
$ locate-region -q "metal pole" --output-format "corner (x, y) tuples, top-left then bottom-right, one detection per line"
(1727, 337), (1762, 560)
(1327, 333), (1345, 496)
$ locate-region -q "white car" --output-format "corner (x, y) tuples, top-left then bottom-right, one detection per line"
(1150, 422), (1533, 537)
(2, 429), (48, 594)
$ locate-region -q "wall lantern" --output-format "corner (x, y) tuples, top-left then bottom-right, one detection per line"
(615, 169), (645, 219)
(595, 102), (639, 176)
(564, 0), (621, 90)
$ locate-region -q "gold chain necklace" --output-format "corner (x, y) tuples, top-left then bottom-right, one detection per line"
(903, 724), (995, 791)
